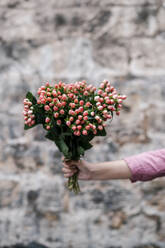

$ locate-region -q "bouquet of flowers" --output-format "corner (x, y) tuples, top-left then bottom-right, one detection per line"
(23, 80), (126, 193)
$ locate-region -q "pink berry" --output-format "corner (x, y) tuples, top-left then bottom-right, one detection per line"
(85, 102), (91, 107)
(94, 96), (100, 101)
(72, 125), (76, 131)
(100, 83), (105, 89)
(66, 121), (71, 126)
(76, 120), (80, 125)
(118, 104), (122, 109)
(83, 111), (88, 116)
(83, 91), (88, 96)
(98, 125), (103, 130)
(60, 109), (65, 115)
(82, 130), (88, 135)
(61, 101), (66, 107)
(77, 131), (81, 136)
(98, 106), (103, 111)
(46, 82), (50, 87)
(91, 112), (95, 116)
(79, 100), (84, 106)
(79, 107), (84, 112)
(118, 99), (123, 104)
(98, 89), (103, 95)
(92, 125), (96, 130)
(49, 103), (54, 107)
(31, 120), (35, 125)
(99, 98), (104, 103)
(103, 110), (108, 115)
(45, 117), (50, 123)
(62, 94), (67, 101)
(69, 117), (74, 122)
(122, 95), (127, 100)
(83, 116), (88, 121)
(77, 125), (82, 130)
(78, 115), (83, 120)
(54, 112), (59, 118)
(74, 98), (78, 104)
(57, 120), (61, 125)
(53, 106), (58, 111)
(27, 118), (32, 123)
(85, 125), (90, 130)
(44, 105), (50, 111)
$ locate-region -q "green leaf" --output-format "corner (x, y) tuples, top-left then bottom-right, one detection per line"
(78, 136), (93, 151)
(45, 131), (55, 141)
(97, 127), (106, 136)
(26, 92), (37, 105)
(61, 132), (72, 137)
(77, 146), (85, 156)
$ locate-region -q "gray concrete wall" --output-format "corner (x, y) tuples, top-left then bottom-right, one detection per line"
(0, 0), (165, 247)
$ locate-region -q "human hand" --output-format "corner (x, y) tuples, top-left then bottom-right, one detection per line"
(62, 158), (93, 180)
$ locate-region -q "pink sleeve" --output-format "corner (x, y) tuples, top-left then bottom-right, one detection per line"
(123, 149), (165, 182)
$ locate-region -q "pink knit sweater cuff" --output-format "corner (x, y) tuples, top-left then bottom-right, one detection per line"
(123, 149), (165, 183)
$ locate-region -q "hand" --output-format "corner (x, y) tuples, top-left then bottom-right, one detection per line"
(62, 158), (93, 180)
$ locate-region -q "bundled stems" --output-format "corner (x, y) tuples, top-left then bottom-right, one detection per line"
(67, 171), (80, 194)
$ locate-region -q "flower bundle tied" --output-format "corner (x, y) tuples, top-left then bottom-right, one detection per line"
(23, 80), (126, 193)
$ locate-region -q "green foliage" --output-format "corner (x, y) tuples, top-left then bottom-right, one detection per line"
(26, 92), (37, 105)
(96, 127), (106, 136)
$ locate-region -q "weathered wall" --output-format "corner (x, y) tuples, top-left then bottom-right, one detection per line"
(0, 0), (165, 247)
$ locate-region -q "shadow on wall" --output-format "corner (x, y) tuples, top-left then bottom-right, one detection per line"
(2, 242), (48, 248)
(1, 242), (165, 248)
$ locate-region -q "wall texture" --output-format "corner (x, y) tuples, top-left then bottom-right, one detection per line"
(0, 0), (165, 247)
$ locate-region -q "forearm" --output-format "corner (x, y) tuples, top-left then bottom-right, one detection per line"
(90, 160), (132, 180)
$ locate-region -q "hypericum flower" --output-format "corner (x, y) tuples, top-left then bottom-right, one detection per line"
(82, 130), (88, 135)
(94, 96), (100, 101)
(69, 116), (74, 122)
(66, 121), (71, 126)
(76, 120), (80, 125)
(79, 107), (84, 112)
(57, 120), (62, 125)
(79, 100), (84, 106)
(98, 106), (103, 111)
(44, 105), (50, 111)
(77, 125), (82, 130)
(54, 112), (59, 118)
(95, 116), (100, 120)
(98, 125), (103, 130)
(60, 109), (65, 115)
(24, 80), (127, 194)
(83, 111), (88, 116)
(45, 117), (51, 123)
(85, 102), (91, 107)
(85, 125), (90, 130)
(72, 125), (76, 131)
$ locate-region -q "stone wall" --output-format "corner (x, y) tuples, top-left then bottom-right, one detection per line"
(0, 0), (165, 247)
